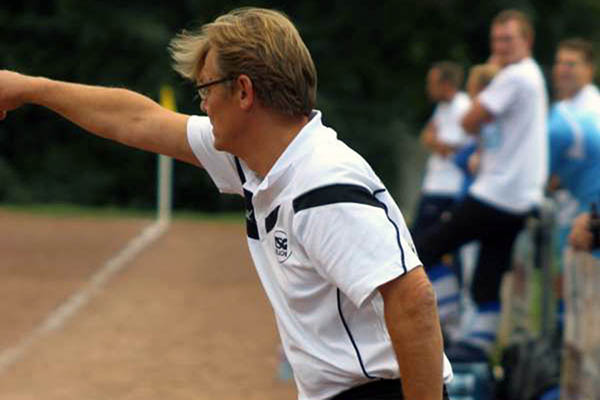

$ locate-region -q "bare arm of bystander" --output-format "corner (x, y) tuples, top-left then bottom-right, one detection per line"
(462, 100), (493, 134)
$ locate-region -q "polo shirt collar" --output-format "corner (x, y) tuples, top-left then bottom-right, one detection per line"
(249, 110), (328, 193)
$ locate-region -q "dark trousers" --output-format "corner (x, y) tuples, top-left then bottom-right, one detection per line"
(411, 194), (462, 282)
(331, 379), (450, 399)
(413, 195), (526, 304)
(411, 194), (456, 238)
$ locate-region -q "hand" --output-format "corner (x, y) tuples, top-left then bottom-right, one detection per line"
(467, 151), (480, 174)
(433, 142), (454, 157)
(547, 175), (561, 192)
(0, 70), (35, 119)
(569, 213), (593, 251)
(422, 126), (436, 148)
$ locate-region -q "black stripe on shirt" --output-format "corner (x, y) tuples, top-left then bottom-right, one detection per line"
(293, 184), (385, 213)
(337, 289), (377, 380)
(373, 189), (407, 273)
(243, 189), (259, 240)
(234, 157), (246, 184)
(265, 205), (280, 234)
(234, 157), (259, 240)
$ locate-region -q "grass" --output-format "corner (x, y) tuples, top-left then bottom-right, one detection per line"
(0, 203), (244, 222)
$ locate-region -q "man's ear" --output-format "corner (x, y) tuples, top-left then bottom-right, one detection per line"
(237, 74), (254, 111)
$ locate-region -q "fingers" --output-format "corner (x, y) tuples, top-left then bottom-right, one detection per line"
(569, 213), (593, 251)
(569, 229), (592, 251)
(0, 110), (6, 120)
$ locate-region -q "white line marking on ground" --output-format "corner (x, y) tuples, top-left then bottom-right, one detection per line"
(0, 219), (170, 373)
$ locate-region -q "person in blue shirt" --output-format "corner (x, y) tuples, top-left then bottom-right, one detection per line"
(544, 95), (600, 400)
(549, 104), (600, 259)
(550, 38), (600, 255)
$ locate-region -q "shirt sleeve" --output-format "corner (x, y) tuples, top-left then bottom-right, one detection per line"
(186, 116), (243, 196)
(293, 196), (422, 308)
(479, 70), (520, 116)
(548, 106), (574, 174)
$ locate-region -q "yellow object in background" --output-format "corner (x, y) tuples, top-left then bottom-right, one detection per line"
(160, 85), (177, 111)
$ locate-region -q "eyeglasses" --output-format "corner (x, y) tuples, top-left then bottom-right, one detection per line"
(195, 76), (235, 102)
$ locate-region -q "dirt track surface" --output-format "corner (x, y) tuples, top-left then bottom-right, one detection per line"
(0, 210), (296, 400)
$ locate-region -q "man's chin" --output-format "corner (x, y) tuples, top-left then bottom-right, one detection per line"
(212, 135), (224, 151)
(212, 138), (231, 153)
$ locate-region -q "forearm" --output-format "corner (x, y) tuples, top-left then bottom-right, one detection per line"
(30, 78), (157, 143)
(462, 101), (491, 134)
(433, 142), (457, 157)
(23, 76), (194, 162)
(380, 269), (444, 400)
(420, 123), (437, 152)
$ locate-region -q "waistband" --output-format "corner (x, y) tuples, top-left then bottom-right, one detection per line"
(331, 379), (449, 400)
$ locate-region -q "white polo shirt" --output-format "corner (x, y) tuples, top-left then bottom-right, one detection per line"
(422, 92), (472, 196)
(472, 57), (548, 213)
(187, 111), (453, 400)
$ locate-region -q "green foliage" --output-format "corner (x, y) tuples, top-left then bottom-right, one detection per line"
(0, 1), (598, 210)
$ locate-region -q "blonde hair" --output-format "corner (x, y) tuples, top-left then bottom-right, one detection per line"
(468, 63), (500, 94)
(169, 7), (317, 117)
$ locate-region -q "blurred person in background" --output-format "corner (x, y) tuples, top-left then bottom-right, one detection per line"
(552, 38), (600, 109)
(414, 61), (472, 344)
(544, 62), (600, 400)
(550, 38), (600, 253)
(454, 63), (502, 195)
(450, 63), (500, 347)
(549, 41), (600, 258)
(550, 106), (600, 255)
(413, 9), (548, 363)
(548, 37), (600, 328)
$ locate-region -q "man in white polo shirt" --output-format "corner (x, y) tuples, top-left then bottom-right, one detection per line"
(413, 9), (548, 362)
(0, 7), (452, 400)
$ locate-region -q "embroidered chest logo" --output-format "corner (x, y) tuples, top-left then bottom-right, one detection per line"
(274, 230), (292, 263)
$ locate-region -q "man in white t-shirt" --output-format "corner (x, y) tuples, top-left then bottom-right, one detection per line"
(413, 9), (548, 362)
(0, 7), (451, 400)
(414, 61), (471, 342)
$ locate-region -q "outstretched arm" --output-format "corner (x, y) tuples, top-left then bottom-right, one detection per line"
(461, 100), (492, 134)
(378, 267), (444, 400)
(0, 70), (200, 167)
